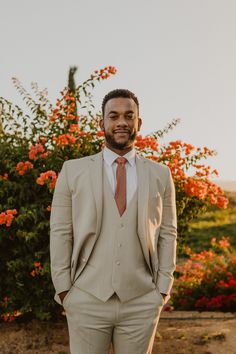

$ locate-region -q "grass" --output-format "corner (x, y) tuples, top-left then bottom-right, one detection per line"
(186, 192), (236, 252)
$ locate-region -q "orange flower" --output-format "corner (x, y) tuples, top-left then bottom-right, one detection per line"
(40, 152), (49, 159)
(184, 143), (194, 155)
(39, 136), (48, 144)
(0, 173), (8, 180)
(30, 261), (44, 277)
(212, 169), (219, 176)
(211, 237), (217, 246)
(47, 205), (51, 212)
(34, 261), (43, 269)
(210, 194), (218, 204)
(65, 114), (77, 121)
(184, 178), (208, 200)
(101, 74), (109, 80)
(64, 94), (76, 102)
(53, 134), (77, 146)
(49, 108), (61, 122)
(30, 270), (36, 277)
(28, 143), (45, 160)
(78, 131), (89, 137)
(147, 155), (159, 162)
(36, 170), (57, 190)
(56, 99), (62, 107)
(167, 160), (185, 180)
(0, 209), (17, 227)
(169, 140), (184, 149)
(219, 237), (230, 249)
(96, 131), (104, 137)
(216, 196), (229, 209)
(135, 135), (158, 151)
(16, 161), (33, 176)
(108, 66), (117, 74)
(91, 66), (117, 81)
(1, 311), (21, 322)
(184, 177), (229, 209)
(69, 124), (79, 133)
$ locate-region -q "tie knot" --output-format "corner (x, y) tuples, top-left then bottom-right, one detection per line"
(115, 157), (127, 165)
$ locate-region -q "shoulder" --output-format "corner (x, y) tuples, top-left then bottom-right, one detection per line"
(138, 155), (174, 194)
(63, 151), (102, 168)
(137, 154), (170, 177)
(60, 152), (102, 180)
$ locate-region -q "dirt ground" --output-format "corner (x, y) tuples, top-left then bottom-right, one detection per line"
(0, 312), (235, 354)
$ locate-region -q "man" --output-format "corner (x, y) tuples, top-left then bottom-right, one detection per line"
(50, 89), (177, 354)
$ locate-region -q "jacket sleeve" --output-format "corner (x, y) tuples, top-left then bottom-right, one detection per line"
(50, 161), (73, 295)
(156, 167), (177, 295)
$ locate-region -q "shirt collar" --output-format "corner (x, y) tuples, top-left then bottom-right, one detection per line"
(103, 146), (136, 167)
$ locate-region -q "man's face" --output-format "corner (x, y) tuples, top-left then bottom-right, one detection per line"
(100, 97), (142, 151)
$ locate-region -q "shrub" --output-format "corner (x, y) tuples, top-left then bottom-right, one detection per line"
(171, 237), (236, 312)
(0, 66), (229, 320)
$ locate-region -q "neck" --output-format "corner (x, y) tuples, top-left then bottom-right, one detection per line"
(105, 144), (134, 156)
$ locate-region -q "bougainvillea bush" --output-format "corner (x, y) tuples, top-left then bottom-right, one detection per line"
(171, 237), (236, 312)
(0, 66), (229, 321)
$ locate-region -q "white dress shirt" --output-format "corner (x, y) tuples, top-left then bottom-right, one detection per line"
(103, 146), (137, 206)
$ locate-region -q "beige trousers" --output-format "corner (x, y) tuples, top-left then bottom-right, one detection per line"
(63, 286), (164, 354)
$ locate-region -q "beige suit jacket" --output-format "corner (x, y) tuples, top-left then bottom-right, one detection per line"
(50, 151), (177, 304)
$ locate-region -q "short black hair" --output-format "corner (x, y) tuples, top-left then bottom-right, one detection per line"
(102, 89), (139, 116)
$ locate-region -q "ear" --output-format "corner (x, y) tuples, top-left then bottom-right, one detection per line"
(138, 117), (142, 131)
(99, 118), (105, 131)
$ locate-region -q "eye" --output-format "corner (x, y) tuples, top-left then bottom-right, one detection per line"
(108, 114), (117, 120)
(126, 114), (134, 120)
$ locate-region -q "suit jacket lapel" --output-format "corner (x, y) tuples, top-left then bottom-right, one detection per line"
(136, 155), (152, 273)
(89, 151), (103, 236)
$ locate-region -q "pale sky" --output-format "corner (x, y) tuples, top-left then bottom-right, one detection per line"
(1, 0), (235, 180)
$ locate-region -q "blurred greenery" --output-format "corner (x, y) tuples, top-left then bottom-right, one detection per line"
(187, 191), (236, 252)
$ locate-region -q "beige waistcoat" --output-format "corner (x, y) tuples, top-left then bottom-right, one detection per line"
(74, 171), (155, 302)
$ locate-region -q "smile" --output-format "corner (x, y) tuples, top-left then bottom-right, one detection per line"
(114, 131), (130, 134)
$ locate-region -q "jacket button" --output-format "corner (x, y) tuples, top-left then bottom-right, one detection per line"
(82, 257), (86, 262)
(116, 261), (120, 265)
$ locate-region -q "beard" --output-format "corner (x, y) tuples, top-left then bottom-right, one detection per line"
(104, 130), (137, 150)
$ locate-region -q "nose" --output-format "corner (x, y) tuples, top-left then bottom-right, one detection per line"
(116, 115), (128, 127)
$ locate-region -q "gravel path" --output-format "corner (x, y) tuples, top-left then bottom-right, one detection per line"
(0, 312), (235, 354)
